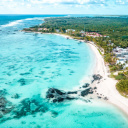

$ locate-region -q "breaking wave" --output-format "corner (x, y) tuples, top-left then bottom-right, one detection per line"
(1, 20), (23, 28)
(0, 17), (44, 28)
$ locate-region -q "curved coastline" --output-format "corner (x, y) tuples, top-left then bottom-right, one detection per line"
(22, 31), (128, 117)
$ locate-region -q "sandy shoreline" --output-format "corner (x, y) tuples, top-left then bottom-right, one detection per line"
(88, 41), (128, 116)
(22, 31), (128, 116)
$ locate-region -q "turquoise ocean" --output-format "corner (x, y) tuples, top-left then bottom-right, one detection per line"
(0, 15), (128, 128)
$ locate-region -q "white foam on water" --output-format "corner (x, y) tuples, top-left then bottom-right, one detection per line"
(1, 20), (23, 28)
(41, 89), (48, 99)
(0, 17), (44, 28)
(24, 17), (44, 21)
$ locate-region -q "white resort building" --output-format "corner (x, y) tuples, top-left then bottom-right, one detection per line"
(66, 29), (75, 33)
(113, 47), (128, 66)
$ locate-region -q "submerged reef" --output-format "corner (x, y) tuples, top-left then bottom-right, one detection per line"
(0, 74), (107, 124)
(0, 94), (50, 123)
(12, 96), (49, 119)
(0, 89), (13, 118)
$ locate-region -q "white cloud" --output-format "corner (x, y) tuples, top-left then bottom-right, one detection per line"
(29, 0), (108, 5)
(116, 0), (128, 4)
(0, 0), (127, 11)
(27, 4), (32, 8)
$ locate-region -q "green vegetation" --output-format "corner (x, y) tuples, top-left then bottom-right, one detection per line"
(109, 63), (124, 72)
(98, 49), (102, 55)
(29, 17), (128, 47)
(115, 72), (126, 80)
(114, 69), (128, 80)
(116, 80), (128, 97)
(115, 69), (128, 96)
(104, 53), (116, 64)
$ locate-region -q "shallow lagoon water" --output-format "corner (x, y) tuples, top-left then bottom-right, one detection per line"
(0, 15), (128, 128)
(0, 99), (128, 128)
(0, 32), (94, 97)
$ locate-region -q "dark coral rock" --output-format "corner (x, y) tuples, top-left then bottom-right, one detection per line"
(0, 97), (7, 107)
(67, 91), (77, 94)
(51, 111), (58, 118)
(57, 97), (64, 102)
(0, 97), (13, 118)
(66, 97), (76, 100)
(82, 83), (90, 88)
(93, 74), (102, 81)
(18, 78), (26, 86)
(81, 88), (92, 96)
(46, 94), (54, 99)
(11, 94), (20, 99)
(46, 88), (76, 102)
(91, 80), (94, 83)
(53, 99), (58, 103)
(104, 97), (108, 100)
(97, 96), (102, 99)
(0, 89), (7, 97)
(46, 88), (65, 96)
(88, 89), (94, 94)
(94, 87), (97, 89)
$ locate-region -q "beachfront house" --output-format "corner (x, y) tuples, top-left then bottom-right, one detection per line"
(66, 29), (75, 33)
(38, 28), (49, 31)
(117, 58), (127, 64)
(43, 28), (49, 31)
(38, 28), (43, 31)
(113, 47), (128, 66)
(85, 32), (107, 38)
(80, 30), (85, 36)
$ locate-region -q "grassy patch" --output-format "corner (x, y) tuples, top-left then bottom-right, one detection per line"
(98, 49), (102, 55)
(116, 80), (128, 97)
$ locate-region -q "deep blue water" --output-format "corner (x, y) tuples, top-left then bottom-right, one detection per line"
(0, 15), (128, 128)
(0, 14), (66, 26)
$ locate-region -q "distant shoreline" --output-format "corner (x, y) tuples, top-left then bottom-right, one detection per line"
(22, 30), (128, 117)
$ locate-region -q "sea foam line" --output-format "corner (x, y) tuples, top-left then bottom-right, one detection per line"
(1, 20), (23, 28)
(0, 17), (44, 28)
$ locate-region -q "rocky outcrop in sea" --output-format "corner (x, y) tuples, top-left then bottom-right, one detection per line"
(46, 74), (103, 103)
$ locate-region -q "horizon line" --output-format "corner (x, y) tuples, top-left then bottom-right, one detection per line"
(0, 14), (128, 16)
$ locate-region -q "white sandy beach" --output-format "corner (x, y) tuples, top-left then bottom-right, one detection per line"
(88, 41), (128, 116)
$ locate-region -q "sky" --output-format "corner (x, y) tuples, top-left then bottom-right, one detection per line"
(0, 0), (128, 15)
